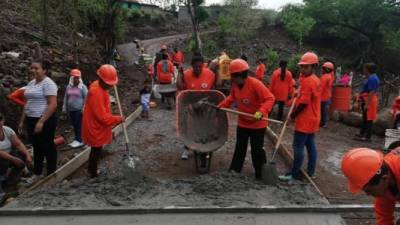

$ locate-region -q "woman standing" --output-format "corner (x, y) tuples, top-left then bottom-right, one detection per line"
(218, 59), (275, 179)
(269, 60), (294, 121)
(62, 69), (88, 148)
(19, 60), (58, 183)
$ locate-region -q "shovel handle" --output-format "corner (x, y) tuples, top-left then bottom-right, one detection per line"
(203, 102), (283, 124)
(271, 98), (297, 161)
(114, 86), (130, 147)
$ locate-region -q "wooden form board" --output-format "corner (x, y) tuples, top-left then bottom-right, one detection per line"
(16, 106), (143, 198)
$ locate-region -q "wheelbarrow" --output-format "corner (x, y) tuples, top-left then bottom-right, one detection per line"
(157, 84), (178, 109)
(176, 90), (228, 173)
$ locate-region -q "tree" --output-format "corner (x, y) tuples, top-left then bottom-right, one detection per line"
(279, 5), (315, 50)
(184, 0), (209, 51)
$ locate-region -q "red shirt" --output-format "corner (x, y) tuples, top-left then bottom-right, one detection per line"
(374, 148), (400, 225)
(172, 51), (185, 64)
(157, 60), (175, 84)
(269, 69), (294, 101)
(183, 68), (215, 90)
(219, 77), (275, 129)
(82, 81), (122, 147)
(255, 63), (266, 81)
(295, 74), (321, 134)
(320, 73), (333, 101)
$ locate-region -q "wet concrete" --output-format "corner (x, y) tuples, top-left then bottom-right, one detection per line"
(9, 107), (327, 208)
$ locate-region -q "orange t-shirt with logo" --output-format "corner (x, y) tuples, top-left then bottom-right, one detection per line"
(295, 74), (321, 134)
(183, 68), (215, 90)
(219, 77), (275, 129)
(269, 69), (294, 101)
(82, 81), (123, 147)
(255, 63), (266, 81)
(320, 73), (333, 101)
(157, 60), (175, 84)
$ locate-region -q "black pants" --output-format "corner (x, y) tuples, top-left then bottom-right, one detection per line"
(230, 127), (266, 179)
(394, 114), (400, 129)
(26, 116), (58, 175)
(275, 101), (285, 121)
(88, 147), (102, 178)
(69, 110), (82, 142)
(0, 149), (25, 183)
(360, 108), (373, 139)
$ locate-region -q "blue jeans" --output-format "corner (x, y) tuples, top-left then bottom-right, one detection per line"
(320, 101), (329, 126)
(291, 131), (317, 179)
(69, 111), (82, 142)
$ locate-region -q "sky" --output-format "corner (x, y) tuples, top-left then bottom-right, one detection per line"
(205, 0), (303, 10)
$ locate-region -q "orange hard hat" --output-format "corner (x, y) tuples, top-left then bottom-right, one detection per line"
(70, 69), (82, 77)
(229, 59), (249, 74)
(341, 148), (384, 194)
(298, 52), (319, 65)
(161, 45), (167, 50)
(322, 62), (334, 70)
(97, 64), (118, 86)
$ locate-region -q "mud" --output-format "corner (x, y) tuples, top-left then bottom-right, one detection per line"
(9, 107), (327, 208)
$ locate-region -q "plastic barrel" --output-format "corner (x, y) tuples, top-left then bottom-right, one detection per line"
(385, 129), (400, 149)
(330, 86), (352, 113)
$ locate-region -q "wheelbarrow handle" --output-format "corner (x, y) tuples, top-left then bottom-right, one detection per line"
(203, 102), (283, 124)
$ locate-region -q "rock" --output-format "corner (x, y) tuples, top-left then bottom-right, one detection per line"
(1, 51), (20, 59)
(339, 111), (363, 127)
(51, 71), (67, 79)
(375, 108), (393, 136)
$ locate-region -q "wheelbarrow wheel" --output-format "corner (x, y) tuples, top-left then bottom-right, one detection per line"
(194, 151), (213, 174)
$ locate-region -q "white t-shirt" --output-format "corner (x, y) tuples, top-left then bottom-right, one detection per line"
(0, 126), (16, 153)
(24, 77), (58, 118)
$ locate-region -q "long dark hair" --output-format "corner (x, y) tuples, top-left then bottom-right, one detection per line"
(279, 60), (288, 81)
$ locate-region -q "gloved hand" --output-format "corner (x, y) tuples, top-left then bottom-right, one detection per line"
(254, 111), (263, 120)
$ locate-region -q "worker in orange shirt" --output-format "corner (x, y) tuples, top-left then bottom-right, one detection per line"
(82, 64), (124, 178)
(218, 59), (275, 179)
(172, 48), (185, 69)
(319, 62), (334, 128)
(279, 52), (321, 182)
(255, 59), (266, 82)
(342, 147), (400, 225)
(157, 53), (175, 109)
(391, 96), (400, 129)
(269, 60), (294, 121)
(177, 52), (216, 161)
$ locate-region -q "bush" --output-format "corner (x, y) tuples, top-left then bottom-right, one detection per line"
(262, 9), (278, 26)
(287, 53), (302, 75)
(264, 49), (279, 73)
(203, 39), (218, 58)
(185, 38), (197, 53)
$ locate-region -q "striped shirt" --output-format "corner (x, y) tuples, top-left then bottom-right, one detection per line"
(24, 77), (58, 118)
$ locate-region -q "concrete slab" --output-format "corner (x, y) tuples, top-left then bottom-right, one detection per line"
(4, 213), (346, 225)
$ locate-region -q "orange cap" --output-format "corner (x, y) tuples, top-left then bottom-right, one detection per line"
(322, 62), (334, 70)
(97, 64), (118, 86)
(70, 69), (82, 77)
(298, 52), (319, 65)
(229, 59), (249, 74)
(341, 148), (384, 194)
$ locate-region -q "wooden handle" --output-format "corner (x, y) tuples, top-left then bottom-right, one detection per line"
(113, 85), (130, 145)
(220, 107), (283, 124)
(271, 98), (297, 161)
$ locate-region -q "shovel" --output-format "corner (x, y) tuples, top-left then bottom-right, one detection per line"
(196, 98), (284, 125)
(261, 97), (297, 185)
(114, 86), (142, 182)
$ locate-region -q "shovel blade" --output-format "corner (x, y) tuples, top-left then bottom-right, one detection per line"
(122, 156), (144, 184)
(261, 162), (278, 185)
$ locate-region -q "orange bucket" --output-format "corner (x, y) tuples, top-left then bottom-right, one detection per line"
(330, 86), (352, 113)
(54, 135), (65, 146)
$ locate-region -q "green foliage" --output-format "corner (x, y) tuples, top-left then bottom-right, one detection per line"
(185, 38), (197, 53)
(218, 0), (262, 43)
(279, 5), (315, 49)
(202, 39), (218, 57)
(262, 9), (278, 26)
(383, 29), (400, 52)
(287, 53), (302, 75)
(264, 49), (279, 73)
